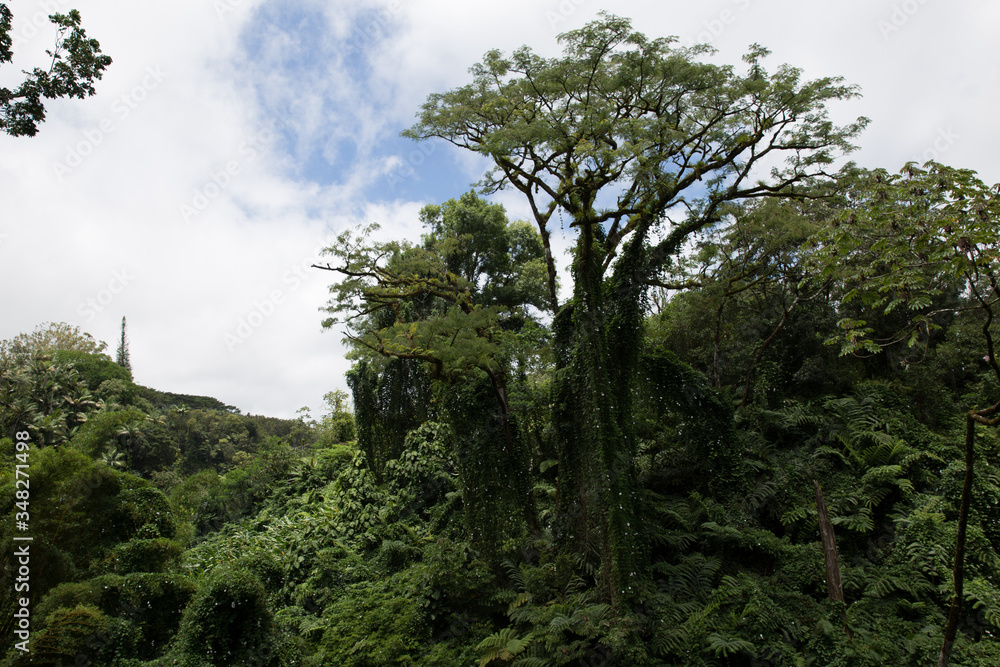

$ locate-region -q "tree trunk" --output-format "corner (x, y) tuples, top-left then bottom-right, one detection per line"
(939, 413), (976, 667)
(814, 480), (851, 638)
(552, 218), (644, 609)
(484, 366), (540, 533)
(814, 480), (845, 604)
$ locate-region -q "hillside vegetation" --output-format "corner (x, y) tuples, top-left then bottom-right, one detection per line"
(4, 14), (1000, 666)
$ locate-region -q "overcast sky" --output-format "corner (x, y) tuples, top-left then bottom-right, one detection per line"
(1, 0), (997, 419)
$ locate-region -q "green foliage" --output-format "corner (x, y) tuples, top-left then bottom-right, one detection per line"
(315, 570), (426, 665)
(313, 537), (493, 666)
(166, 438), (296, 535)
(167, 567), (293, 666)
(11, 20), (1000, 667)
(138, 385), (238, 413)
(405, 13), (865, 315)
(233, 551), (286, 599)
(419, 191), (550, 311)
(347, 357), (431, 480)
(441, 377), (535, 558)
(116, 486), (177, 540)
(650, 195), (842, 405)
(0, 350), (99, 445)
(117, 316), (132, 372)
(0, 445), (179, 628)
(105, 537), (183, 574)
(636, 346), (744, 496)
(321, 202), (547, 376)
(384, 421), (458, 523)
(405, 12), (864, 607)
(328, 192), (546, 558)
(22, 604), (114, 664)
(314, 389), (356, 445)
(96, 377), (142, 408)
(811, 162), (1000, 360)
(324, 450), (387, 549)
(477, 628), (532, 665)
(160, 406), (297, 474)
(53, 349), (132, 389)
(70, 407), (148, 457)
(478, 559), (621, 665)
(217, 437), (296, 517)
(0, 7), (112, 136)
(33, 573), (198, 661)
(169, 468), (223, 534)
(0, 321), (107, 360)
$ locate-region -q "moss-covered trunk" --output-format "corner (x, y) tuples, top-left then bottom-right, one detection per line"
(553, 216), (645, 607)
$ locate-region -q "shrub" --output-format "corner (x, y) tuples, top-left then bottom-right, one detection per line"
(34, 573), (198, 661)
(106, 537), (183, 574)
(53, 349), (132, 388)
(169, 567), (295, 666)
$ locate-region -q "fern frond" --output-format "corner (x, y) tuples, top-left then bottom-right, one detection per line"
(477, 629), (535, 666)
(509, 591), (533, 612)
(651, 626), (689, 656)
(511, 658), (550, 667)
(831, 507), (874, 533)
(780, 505), (815, 526)
(865, 571), (933, 599)
(741, 478), (779, 514)
(706, 632), (755, 658)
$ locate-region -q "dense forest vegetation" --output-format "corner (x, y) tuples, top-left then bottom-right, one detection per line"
(5, 13), (1000, 666)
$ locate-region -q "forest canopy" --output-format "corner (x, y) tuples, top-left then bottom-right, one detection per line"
(4, 13), (1000, 667)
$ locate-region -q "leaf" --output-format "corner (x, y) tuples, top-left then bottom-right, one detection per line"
(706, 632), (755, 658)
(476, 628), (535, 666)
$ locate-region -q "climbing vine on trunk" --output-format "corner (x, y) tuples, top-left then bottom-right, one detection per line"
(403, 12), (864, 605)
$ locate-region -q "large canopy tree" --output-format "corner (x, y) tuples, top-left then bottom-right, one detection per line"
(403, 13), (866, 605)
(0, 321), (107, 361)
(317, 192), (550, 552)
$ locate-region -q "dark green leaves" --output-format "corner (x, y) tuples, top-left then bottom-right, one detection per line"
(318, 193), (548, 381)
(405, 12), (866, 294)
(0, 7), (112, 137)
(811, 162), (1000, 357)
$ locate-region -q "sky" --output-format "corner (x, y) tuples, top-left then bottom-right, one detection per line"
(1, 0), (998, 419)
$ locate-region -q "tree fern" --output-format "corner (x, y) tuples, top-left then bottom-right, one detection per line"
(706, 632), (755, 658)
(646, 491), (708, 554)
(656, 553), (722, 603)
(830, 505), (874, 533)
(781, 504), (815, 527)
(548, 603), (611, 634)
(477, 628), (535, 666)
(511, 658), (550, 667)
(865, 571), (934, 599)
(651, 624), (689, 657)
(966, 577), (1000, 631)
(774, 399), (824, 431)
(861, 464), (914, 495)
(740, 476), (780, 515)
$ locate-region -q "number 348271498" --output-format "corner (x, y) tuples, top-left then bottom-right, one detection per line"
(14, 430), (30, 522)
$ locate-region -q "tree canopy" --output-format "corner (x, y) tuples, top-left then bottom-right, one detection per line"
(317, 191), (548, 383)
(808, 161), (1000, 666)
(317, 191), (548, 549)
(7, 12), (1000, 667)
(403, 12), (867, 605)
(404, 12), (867, 312)
(0, 4), (111, 137)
